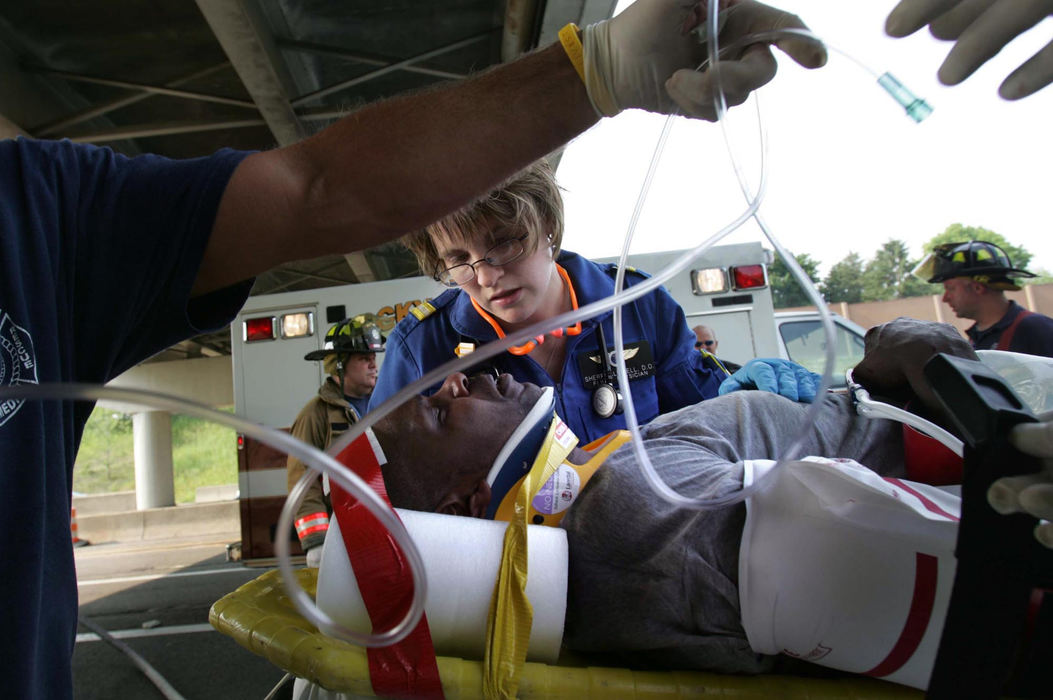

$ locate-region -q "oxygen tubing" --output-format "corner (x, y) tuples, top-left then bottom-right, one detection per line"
(607, 15), (929, 510)
(330, 23), (923, 516)
(610, 14), (829, 509)
(0, 382), (428, 648)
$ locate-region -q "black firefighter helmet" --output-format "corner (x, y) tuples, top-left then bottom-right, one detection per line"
(913, 240), (1035, 291)
(304, 314), (385, 361)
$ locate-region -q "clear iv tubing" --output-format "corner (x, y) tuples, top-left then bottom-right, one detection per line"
(315, 20), (925, 627)
(0, 381), (429, 648)
(4, 22), (927, 647)
(305, 22), (925, 635)
(609, 17), (912, 509)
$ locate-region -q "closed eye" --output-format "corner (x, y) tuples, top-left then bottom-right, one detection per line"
(439, 248), (470, 264)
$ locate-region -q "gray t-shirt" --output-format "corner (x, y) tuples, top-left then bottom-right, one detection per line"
(559, 391), (906, 672)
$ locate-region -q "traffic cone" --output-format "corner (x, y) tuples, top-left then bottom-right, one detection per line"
(71, 506), (88, 547)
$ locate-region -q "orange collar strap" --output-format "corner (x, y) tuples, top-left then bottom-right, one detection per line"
(469, 263), (582, 356)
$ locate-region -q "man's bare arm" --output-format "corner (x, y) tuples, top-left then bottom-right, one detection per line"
(193, 0), (826, 296)
(194, 42), (593, 296)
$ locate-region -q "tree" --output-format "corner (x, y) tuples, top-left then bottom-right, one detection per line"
(821, 252), (865, 304)
(768, 252), (822, 308)
(861, 239), (934, 301)
(923, 224), (1032, 270)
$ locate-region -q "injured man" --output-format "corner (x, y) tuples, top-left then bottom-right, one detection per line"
(310, 318), (1052, 695)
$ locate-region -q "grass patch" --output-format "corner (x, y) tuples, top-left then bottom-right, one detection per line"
(74, 405), (238, 504)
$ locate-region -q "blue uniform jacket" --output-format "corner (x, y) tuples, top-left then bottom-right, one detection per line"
(369, 250), (725, 443)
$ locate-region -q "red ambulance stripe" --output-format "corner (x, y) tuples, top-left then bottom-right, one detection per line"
(864, 552), (939, 678)
(884, 478), (960, 521)
(330, 432), (444, 700)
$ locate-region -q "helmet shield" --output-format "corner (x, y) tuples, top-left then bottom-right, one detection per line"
(912, 240), (1035, 290)
(304, 314), (386, 361)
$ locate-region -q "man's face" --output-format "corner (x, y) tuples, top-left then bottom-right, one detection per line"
(341, 353), (378, 398)
(694, 327), (717, 352)
(941, 278), (983, 320)
(374, 372), (547, 511)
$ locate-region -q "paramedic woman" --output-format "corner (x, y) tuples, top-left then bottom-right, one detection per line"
(369, 159), (820, 443)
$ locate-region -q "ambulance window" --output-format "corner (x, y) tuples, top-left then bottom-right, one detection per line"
(778, 320), (865, 384)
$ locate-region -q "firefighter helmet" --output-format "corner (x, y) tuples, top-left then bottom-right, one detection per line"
(913, 240), (1035, 291)
(304, 315), (385, 361)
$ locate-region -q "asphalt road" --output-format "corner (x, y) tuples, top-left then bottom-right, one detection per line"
(74, 536), (296, 700)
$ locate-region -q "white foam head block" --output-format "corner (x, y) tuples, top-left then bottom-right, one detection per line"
(316, 508), (569, 663)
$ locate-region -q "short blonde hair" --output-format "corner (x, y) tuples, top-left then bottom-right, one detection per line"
(403, 159), (564, 280)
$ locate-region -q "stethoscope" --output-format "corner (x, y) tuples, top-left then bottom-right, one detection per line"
(591, 321), (623, 419)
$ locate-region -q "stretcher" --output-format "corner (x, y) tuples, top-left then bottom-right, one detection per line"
(210, 351), (1052, 699)
(210, 567), (920, 699)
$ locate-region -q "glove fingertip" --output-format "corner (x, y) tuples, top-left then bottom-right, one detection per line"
(1036, 522), (1053, 550)
(1018, 484), (1053, 521)
(987, 481), (1021, 515)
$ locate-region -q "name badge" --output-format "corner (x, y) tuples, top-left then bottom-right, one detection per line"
(576, 340), (656, 390)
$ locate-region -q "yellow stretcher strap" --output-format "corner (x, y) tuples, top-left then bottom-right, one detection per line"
(483, 416), (577, 699)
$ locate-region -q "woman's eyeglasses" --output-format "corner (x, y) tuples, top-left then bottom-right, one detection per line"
(437, 234), (529, 287)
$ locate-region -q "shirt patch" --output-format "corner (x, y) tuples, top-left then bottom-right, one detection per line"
(0, 311), (38, 428)
(576, 340), (655, 390)
(410, 301), (436, 321)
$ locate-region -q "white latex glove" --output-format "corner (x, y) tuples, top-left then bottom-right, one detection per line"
(885, 0), (1053, 100)
(987, 412), (1053, 548)
(305, 545), (323, 568)
(583, 0), (826, 120)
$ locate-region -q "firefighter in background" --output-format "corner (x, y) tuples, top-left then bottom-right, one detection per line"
(915, 240), (1053, 358)
(287, 315), (384, 566)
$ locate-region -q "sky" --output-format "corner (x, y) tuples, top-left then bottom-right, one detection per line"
(556, 0), (1053, 278)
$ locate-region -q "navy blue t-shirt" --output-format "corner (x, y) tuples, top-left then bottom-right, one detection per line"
(0, 138), (252, 698)
(346, 393), (370, 418)
(966, 300), (1053, 358)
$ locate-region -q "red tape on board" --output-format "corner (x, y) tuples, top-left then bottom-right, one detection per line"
(329, 431), (444, 699)
(863, 552), (938, 678)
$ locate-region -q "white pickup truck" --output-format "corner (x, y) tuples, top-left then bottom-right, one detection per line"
(773, 310), (868, 382)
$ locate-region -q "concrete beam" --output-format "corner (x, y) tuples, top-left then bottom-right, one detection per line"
(344, 251), (377, 283)
(102, 355), (234, 413)
(195, 0), (305, 146)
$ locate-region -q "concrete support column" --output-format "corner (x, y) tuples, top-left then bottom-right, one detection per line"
(133, 410), (175, 510)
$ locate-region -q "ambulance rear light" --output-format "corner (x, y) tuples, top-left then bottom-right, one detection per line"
(243, 316), (276, 342)
(731, 264), (767, 291)
(280, 312), (314, 339)
(690, 267), (728, 295)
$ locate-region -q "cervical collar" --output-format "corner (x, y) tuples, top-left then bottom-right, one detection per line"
(484, 387), (555, 519)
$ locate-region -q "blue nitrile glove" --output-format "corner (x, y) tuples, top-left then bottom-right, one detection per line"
(718, 358), (822, 403)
